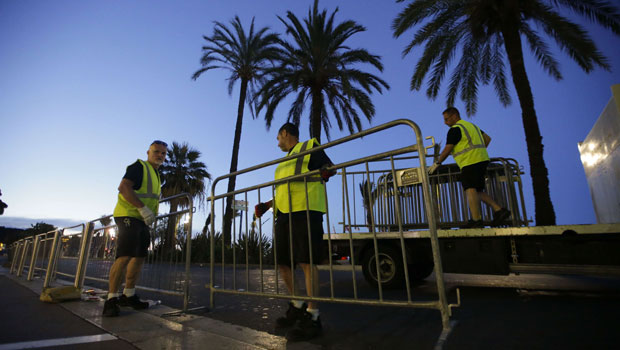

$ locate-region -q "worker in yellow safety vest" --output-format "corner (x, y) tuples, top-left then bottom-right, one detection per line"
(103, 140), (167, 317)
(428, 107), (511, 228)
(254, 123), (335, 341)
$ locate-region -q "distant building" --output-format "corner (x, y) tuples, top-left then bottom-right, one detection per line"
(578, 84), (620, 224)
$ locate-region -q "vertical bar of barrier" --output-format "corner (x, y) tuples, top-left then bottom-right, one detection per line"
(10, 240), (23, 274)
(27, 236), (42, 281)
(221, 195), (225, 290)
(354, 174), (357, 228)
(323, 176), (335, 299)
(271, 185), (279, 295)
(209, 195), (216, 309)
(512, 160), (528, 226)
(183, 196), (193, 312)
(342, 168), (358, 299)
(74, 222), (94, 289)
(341, 172), (346, 234)
(365, 162), (383, 300)
(170, 213), (180, 293)
(232, 194), (237, 291)
(303, 178), (315, 302)
(286, 180), (295, 298)
(389, 156), (412, 302)
(43, 230), (61, 288)
(257, 189), (264, 294)
(506, 159), (525, 226)
(245, 192), (250, 291)
(17, 239), (30, 277)
(414, 123), (450, 330)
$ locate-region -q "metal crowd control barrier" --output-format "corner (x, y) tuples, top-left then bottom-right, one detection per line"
(9, 240), (23, 275)
(26, 230), (59, 281)
(207, 119), (453, 333)
(6, 193), (194, 312)
(44, 223), (89, 289)
(13, 238), (32, 277)
(344, 157), (528, 232)
(77, 193), (195, 311)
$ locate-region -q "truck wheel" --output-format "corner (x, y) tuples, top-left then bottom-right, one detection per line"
(408, 261), (434, 281)
(362, 244), (405, 289)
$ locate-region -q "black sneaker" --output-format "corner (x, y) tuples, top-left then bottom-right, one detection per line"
(492, 208), (511, 226)
(102, 297), (120, 317)
(462, 219), (484, 228)
(286, 311), (322, 342)
(276, 302), (307, 329)
(118, 294), (149, 310)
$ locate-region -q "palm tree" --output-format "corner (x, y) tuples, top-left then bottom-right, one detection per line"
(257, 0), (390, 143)
(192, 16), (281, 246)
(160, 142), (211, 254)
(392, 0), (619, 226)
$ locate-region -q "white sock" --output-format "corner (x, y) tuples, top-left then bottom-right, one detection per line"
(123, 288), (135, 297)
(307, 308), (320, 321)
(291, 300), (305, 309)
(108, 292), (120, 299)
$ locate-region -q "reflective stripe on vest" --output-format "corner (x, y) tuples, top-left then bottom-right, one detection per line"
(450, 120), (489, 168)
(274, 138), (326, 214)
(113, 159), (161, 220)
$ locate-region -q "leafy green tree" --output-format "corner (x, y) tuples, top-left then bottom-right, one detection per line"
(24, 222), (57, 238)
(192, 16), (281, 246)
(257, 0), (390, 143)
(392, 0), (619, 225)
(160, 142), (211, 255)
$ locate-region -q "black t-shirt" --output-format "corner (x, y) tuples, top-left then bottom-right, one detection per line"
(288, 143), (333, 171)
(122, 161), (161, 190)
(446, 126), (486, 146)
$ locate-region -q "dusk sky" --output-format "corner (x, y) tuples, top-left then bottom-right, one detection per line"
(1, 0), (619, 232)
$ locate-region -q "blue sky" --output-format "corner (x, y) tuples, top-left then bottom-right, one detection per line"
(1, 0), (619, 231)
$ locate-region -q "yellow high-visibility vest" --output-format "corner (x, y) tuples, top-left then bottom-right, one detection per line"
(450, 120), (490, 168)
(274, 138), (326, 214)
(113, 159), (161, 220)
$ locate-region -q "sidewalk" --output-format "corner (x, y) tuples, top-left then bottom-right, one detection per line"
(0, 267), (318, 350)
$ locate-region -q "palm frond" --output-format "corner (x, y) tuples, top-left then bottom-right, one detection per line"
(551, 0), (620, 34)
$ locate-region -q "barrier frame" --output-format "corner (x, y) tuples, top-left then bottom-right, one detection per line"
(207, 119), (453, 332)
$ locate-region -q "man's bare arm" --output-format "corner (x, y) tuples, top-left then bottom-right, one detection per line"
(483, 133), (491, 147)
(437, 144), (455, 164)
(118, 179), (144, 208)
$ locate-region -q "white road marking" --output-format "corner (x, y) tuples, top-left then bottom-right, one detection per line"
(0, 334), (117, 350)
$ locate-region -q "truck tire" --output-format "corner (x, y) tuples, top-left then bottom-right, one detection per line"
(361, 244), (406, 289)
(408, 261), (434, 281)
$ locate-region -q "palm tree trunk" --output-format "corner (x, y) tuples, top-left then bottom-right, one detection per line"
(223, 78), (249, 246)
(500, 5), (556, 226)
(311, 89), (323, 143)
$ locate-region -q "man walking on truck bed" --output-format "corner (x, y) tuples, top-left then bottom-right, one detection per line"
(254, 123), (335, 341)
(428, 107), (511, 228)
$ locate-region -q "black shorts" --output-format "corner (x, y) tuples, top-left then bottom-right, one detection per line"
(274, 211), (324, 266)
(460, 161), (489, 191)
(114, 217), (150, 258)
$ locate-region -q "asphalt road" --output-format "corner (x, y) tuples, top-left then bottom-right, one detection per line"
(0, 274), (138, 350)
(198, 270), (620, 349)
(21, 256), (620, 350)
